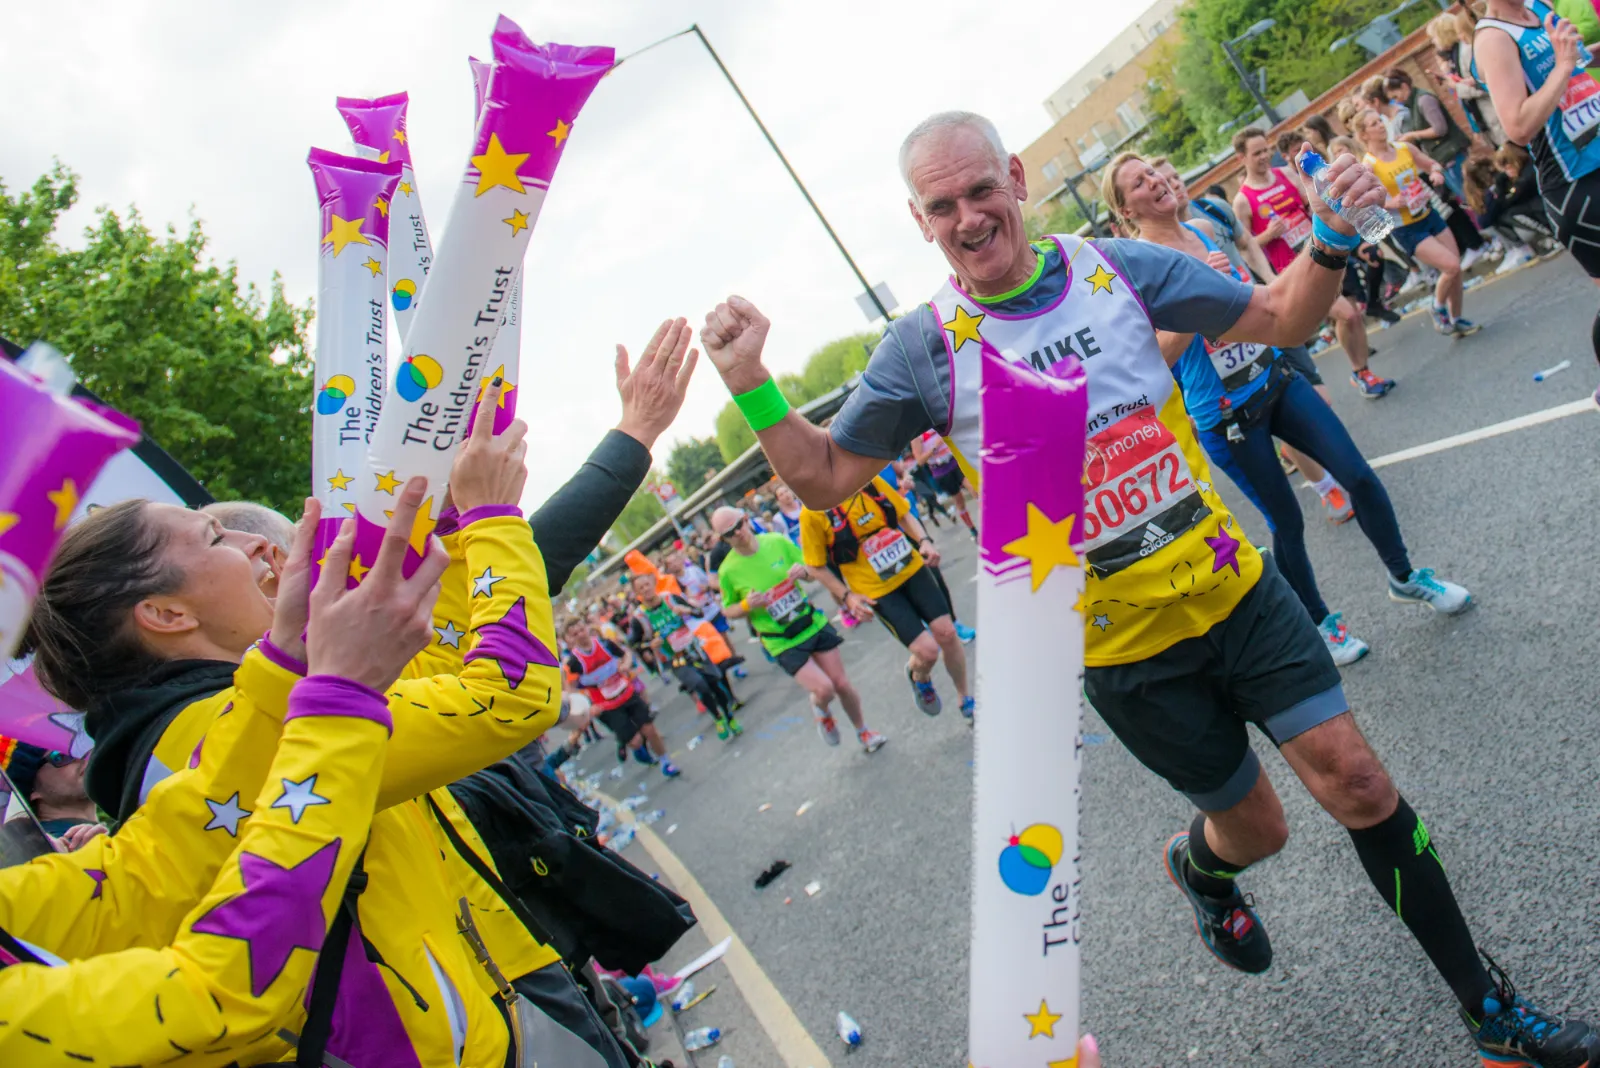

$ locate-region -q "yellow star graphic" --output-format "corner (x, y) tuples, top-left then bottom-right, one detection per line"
(1085, 263), (1116, 295)
(322, 214), (371, 257)
(375, 197), (389, 218)
(1001, 502), (1080, 592)
(1046, 1057), (1080, 1068)
(470, 132), (530, 197)
(326, 469), (354, 492)
(394, 129), (407, 145)
(547, 118), (571, 146)
(378, 150), (391, 164)
(1024, 998), (1064, 1039)
(0, 512), (17, 537)
(398, 180), (414, 196)
(1074, 588), (1087, 614)
(362, 256), (382, 277)
(942, 306), (985, 353)
(375, 470), (402, 495)
(504, 208), (530, 236)
(407, 496), (437, 556)
(348, 553), (371, 583)
(47, 478), (78, 530)
(341, 502), (358, 514)
(478, 367), (516, 408)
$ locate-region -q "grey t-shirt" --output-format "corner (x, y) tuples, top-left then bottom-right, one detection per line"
(830, 238), (1254, 460)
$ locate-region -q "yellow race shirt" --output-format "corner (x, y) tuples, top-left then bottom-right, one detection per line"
(799, 476), (925, 600)
(1364, 144), (1433, 226)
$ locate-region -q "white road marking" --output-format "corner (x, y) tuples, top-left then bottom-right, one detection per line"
(1367, 397), (1596, 470)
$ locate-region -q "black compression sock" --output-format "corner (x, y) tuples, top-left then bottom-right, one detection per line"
(1185, 813), (1248, 898)
(1591, 307), (1600, 365)
(1348, 796), (1493, 1012)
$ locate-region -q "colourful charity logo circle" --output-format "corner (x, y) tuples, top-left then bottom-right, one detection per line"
(395, 354), (443, 402)
(316, 374), (356, 416)
(391, 277), (417, 311)
(998, 823), (1063, 896)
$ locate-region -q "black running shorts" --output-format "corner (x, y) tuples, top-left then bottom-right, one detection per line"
(596, 693), (653, 741)
(1540, 169), (1600, 277)
(774, 623), (845, 676)
(873, 565), (953, 647)
(1277, 344), (1322, 387)
(1083, 555), (1347, 812)
(932, 466), (966, 496)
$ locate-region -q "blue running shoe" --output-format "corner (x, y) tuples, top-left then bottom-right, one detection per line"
(1450, 317), (1483, 338)
(1388, 567), (1472, 615)
(631, 745), (658, 766)
(906, 665), (942, 717)
(660, 760), (681, 778)
(1318, 612), (1370, 666)
(1350, 367), (1395, 399)
(1432, 304), (1453, 334)
(1464, 954), (1600, 1068)
(959, 695), (976, 722)
(955, 622), (977, 644)
(1163, 833), (1272, 974)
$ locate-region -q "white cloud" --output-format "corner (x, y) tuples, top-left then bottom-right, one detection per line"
(1, 0), (1136, 507)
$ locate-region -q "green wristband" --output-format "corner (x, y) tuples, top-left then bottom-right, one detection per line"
(733, 378), (791, 432)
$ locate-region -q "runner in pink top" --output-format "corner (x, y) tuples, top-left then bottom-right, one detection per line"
(1229, 127), (1395, 399)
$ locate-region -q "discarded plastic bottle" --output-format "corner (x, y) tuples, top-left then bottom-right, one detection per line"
(682, 1026), (722, 1051)
(638, 809), (665, 826)
(717, 1057), (735, 1068)
(836, 1011), (862, 1046)
(1297, 151), (1394, 242)
(670, 980), (695, 1012)
(620, 794), (649, 811)
(607, 826), (636, 852)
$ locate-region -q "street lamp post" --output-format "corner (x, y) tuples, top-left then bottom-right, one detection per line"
(1220, 18), (1282, 128)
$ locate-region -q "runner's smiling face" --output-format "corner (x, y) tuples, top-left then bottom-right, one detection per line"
(1241, 135), (1273, 180)
(1358, 110), (1391, 153)
(906, 125), (1033, 295)
(138, 504), (275, 658)
(1155, 162), (1189, 212)
(1114, 158), (1179, 228)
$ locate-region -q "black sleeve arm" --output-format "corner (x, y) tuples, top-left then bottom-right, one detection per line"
(528, 429), (652, 592)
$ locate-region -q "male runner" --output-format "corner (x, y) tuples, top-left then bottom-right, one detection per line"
(631, 572), (743, 740)
(1233, 126), (1398, 400)
(561, 617), (682, 777)
(799, 474), (975, 720)
(712, 506), (887, 753)
(911, 429), (978, 539)
(883, 457), (977, 644)
(698, 110), (1597, 1065)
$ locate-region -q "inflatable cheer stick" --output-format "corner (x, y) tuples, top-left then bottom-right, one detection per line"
(466, 53), (523, 436)
(0, 353), (139, 657)
(357, 18), (612, 577)
(337, 93), (432, 343)
(306, 150), (401, 586)
(968, 340), (1089, 1068)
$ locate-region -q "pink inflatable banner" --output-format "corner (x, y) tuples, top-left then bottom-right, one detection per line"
(0, 356), (139, 659)
(466, 53), (522, 437)
(355, 17), (612, 577)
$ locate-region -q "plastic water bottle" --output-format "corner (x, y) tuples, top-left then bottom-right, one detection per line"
(1297, 151), (1394, 242)
(836, 1010), (862, 1046)
(606, 825), (636, 851)
(682, 1026), (722, 1051)
(717, 1057), (735, 1068)
(670, 980), (695, 1012)
(638, 808), (665, 826)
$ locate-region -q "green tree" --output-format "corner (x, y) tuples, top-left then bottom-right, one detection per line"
(611, 485), (666, 544)
(714, 400), (757, 464)
(665, 436), (725, 497)
(0, 164), (315, 515)
(713, 328), (880, 462)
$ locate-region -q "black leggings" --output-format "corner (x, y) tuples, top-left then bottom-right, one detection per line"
(672, 662), (730, 720)
(1539, 167), (1600, 277)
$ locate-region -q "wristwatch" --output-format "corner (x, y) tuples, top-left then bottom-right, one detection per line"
(1307, 239), (1350, 271)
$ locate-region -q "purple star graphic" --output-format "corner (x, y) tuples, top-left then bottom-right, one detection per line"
(85, 868), (107, 900)
(190, 838), (342, 997)
(1205, 523), (1242, 576)
(188, 737), (205, 769)
(464, 596), (557, 690)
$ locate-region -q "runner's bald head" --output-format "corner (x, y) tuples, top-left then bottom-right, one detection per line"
(202, 500), (294, 553)
(710, 506), (745, 536)
(899, 111), (1008, 194)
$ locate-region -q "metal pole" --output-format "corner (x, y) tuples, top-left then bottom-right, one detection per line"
(1065, 181), (1102, 238)
(1221, 38), (1282, 127)
(690, 24), (891, 320)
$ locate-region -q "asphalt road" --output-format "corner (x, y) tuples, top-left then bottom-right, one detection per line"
(571, 254), (1600, 1068)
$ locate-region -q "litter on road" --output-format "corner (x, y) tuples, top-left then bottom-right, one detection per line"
(753, 859), (791, 888)
(673, 936), (733, 982)
(804, 880), (822, 897)
(795, 800), (813, 816)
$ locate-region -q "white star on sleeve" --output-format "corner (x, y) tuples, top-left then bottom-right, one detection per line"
(435, 620), (465, 648)
(1091, 614), (1113, 632)
(271, 775), (331, 824)
(472, 566), (507, 598)
(204, 792), (252, 837)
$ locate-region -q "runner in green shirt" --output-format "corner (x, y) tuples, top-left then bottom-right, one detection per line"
(713, 506), (886, 753)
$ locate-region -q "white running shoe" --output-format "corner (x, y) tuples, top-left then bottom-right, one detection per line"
(1461, 246), (1485, 271)
(1318, 612), (1370, 666)
(858, 728), (887, 754)
(816, 713), (841, 747)
(1388, 568), (1472, 615)
(1496, 247), (1537, 274)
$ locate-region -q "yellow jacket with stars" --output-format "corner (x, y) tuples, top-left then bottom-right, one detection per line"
(0, 507), (563, 1067)
(0, 675), (395, 1067)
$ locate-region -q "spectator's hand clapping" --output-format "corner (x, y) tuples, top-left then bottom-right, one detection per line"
(306, 477), (449, 691)
(616, 318), (699, 450)
(449, 378), (528, 512)
(267, 499), (321, 663)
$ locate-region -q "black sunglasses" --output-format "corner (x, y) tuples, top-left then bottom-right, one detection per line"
(719, 516), (748, 542)
(43, 751), (74, 768)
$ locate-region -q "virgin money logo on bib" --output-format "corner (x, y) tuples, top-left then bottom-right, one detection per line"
(1080, 408), (1210, 577)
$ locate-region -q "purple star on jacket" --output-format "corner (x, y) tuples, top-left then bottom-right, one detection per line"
(85, 868), (107, 900)
(189, 838), (342, 997)
(1205, 522), (1242, 576)
(463, 596), (557, 690)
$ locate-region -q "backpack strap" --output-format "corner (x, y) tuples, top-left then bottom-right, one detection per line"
(294, 851), (368, 1068)
(426, 793), (560, 951)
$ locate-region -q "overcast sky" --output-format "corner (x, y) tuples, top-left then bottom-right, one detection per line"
(3, 0), (1141, 509)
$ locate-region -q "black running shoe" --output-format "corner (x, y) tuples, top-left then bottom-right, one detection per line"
(1464, 953), (1600, 1068)
(1163, 833), (1272, 974)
